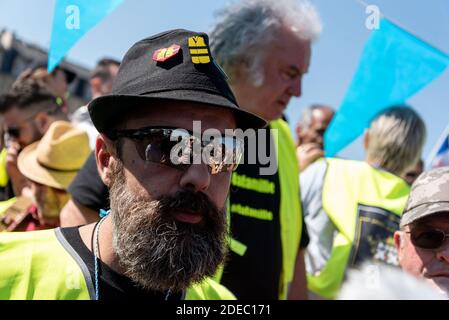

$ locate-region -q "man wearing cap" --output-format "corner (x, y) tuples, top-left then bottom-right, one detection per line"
(1, 121), (90, 231)
(394, 167), (449, 296)
(0, 29), (264, 300)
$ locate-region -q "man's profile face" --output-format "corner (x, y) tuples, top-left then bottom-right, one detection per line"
(396, 213), (449, 295)
(3, 106), (42, 148)
(297, 107), (334, 147)
(104, 101), (236, 291)
(401, 160), (424, 186)
(100, 64), (119, 96)
(232, 28), (311, 122)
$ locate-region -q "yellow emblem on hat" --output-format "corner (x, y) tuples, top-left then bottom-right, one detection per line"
(188, 36), (211, 64)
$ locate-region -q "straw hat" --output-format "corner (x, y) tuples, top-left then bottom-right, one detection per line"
(18, 121), (91, 190)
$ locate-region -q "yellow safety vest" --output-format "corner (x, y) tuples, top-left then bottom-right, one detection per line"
(0, 229), (235, 300)
(307, 158), (410, 299)
(0, 148), (15, 219)
(0, 148), (8, 188)
(223, 119), (302, 300)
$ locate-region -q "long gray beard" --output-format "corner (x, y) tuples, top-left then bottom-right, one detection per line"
(109, 161), (228, 292)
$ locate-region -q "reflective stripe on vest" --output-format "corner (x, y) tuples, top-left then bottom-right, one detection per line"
(0, 228), (235, 300)
(307, 158), (410, 299)
(221, 119), (302, 300)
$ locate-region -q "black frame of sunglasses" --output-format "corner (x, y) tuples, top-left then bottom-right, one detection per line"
(407, 229), (449, 250)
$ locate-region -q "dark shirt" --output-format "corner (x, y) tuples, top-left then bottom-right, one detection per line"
(60, 226), (183, 300)
(68, 152), (109, 211)
(220, 129), (309, 300)
(0, 180), (14, 201)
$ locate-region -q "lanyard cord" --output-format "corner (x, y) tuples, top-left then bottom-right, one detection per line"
(93, 216), (107, 300)
(91, 214), (175, 301)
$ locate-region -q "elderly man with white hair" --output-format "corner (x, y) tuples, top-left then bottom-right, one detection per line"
(210, 0), (322, 299)
(300, 105), (427, 299)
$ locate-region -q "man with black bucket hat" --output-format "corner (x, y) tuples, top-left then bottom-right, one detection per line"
(0, 29), (265, 300)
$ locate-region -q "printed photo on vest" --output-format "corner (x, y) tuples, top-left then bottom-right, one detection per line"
(348, 204), (401, 267)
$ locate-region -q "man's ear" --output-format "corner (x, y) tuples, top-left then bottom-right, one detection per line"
(34, 112), (50, 134)
(363, 129), (370, 150)
(295, 125), (302, 146)
(96, 134), (115, 188)
(394, 231), (404, 266)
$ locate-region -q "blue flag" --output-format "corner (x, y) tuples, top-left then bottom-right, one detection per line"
(325, 18), (449, 157)
(48, 0), (124, 72)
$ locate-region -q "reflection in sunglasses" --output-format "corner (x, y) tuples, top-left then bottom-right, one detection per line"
(113, 126), (243, 175)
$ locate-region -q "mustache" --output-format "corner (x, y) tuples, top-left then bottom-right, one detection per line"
(157, 190), (224, 224)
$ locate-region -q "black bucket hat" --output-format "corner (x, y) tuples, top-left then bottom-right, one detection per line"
(88, 29), (266, 135)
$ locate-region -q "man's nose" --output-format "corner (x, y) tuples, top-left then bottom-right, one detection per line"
(179, 163), (211, 193)
(436, 243), (449, 264)
(286, 77), (302, 97)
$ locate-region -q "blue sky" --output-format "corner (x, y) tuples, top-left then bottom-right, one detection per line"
(0, 0), (448, 162)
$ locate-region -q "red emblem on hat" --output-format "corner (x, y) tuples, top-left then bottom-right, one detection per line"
(152, 44), (181, 62)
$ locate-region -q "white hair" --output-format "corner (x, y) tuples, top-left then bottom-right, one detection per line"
(339, 263), (447, 300)
(210, 0), (322, 85)
(366, 106), (426, 176)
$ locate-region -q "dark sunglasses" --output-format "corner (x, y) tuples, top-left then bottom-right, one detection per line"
(407, 229), (449, 250)
(109, 126), (244, 175)
(6, 127), (21, 139)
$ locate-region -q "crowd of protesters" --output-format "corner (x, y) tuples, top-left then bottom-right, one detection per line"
(0, 0), (447, 300)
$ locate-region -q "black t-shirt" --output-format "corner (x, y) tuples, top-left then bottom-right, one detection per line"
(60, 226), (183, 300)
(0, 180), (14, 201)
(220, 129), (309, 300)
(68, 152), (109, 211)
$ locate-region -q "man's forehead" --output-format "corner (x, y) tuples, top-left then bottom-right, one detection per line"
(3, 105), (29, 122)
(272, 31), (311, 69)
(122, 100), (236, 131)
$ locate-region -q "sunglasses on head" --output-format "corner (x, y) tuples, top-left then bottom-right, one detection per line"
(407, 229), (449, 250)
(109, 126), (244, 175)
